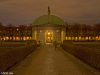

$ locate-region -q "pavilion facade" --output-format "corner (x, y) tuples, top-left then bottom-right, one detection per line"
(32, 7), (66, 44)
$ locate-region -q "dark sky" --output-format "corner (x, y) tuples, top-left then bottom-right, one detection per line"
(0, 0), (100, 25)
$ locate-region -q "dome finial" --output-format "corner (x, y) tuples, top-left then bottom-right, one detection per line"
(48, 6), (51, 15)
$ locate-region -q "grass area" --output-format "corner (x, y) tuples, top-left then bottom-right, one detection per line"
(73, 42), (100, 49)
(0, 40), (36, 47)
(62, 41), (100, 70)
(0, 40), (37, 71)
(0, 42), (26, 48)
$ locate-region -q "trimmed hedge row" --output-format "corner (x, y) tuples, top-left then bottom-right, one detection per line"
(0, 42), (37, 72)
(62, 40), (100, 70)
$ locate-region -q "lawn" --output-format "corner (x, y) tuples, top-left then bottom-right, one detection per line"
(0, 41), (37, 72)
(0, 41), (28, 48)
(73, 42), (100, 49)
(62, 41), (100, 70)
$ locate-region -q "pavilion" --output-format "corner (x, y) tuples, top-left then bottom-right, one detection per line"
(32, 6), (66, 44)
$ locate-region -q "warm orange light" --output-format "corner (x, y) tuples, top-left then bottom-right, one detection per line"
(48, 32), (50, 35)
(17, 28), (19, 31)
(75, 37), (78, 40)
(79, 37), (81, 40)
(48, 37), (50, 39)
(3, 37), (6, 40)
(23, 37), (26, 40)
(85, 37), (88, 40)
(6, 37), (9, 40)
(66, 37), (68, 40)
(27, 37), (30, 40)
(96, 36), (100, 40)
(68, 37), (71, 40)
(16, 37), (19, 40)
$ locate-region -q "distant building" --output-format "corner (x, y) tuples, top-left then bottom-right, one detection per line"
(32, 6), (66, 44)
(0, 25), (32, 41)
(0, 7), (100, 42)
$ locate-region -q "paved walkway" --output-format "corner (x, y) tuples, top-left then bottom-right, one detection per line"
(9, 44), (100, 75)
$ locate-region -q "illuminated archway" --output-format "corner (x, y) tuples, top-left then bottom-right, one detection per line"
(45, 31), (53, 43)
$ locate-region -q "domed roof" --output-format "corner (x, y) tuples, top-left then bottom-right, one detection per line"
(33, 15), (65, 26)
(32, 6), (65, 26)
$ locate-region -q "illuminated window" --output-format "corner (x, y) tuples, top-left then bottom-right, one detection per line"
(89, 37), (91, 40)
(75, 37), (78, 40)
(68, 37), (71, 40)
(6, 37), (9, 40)
(79, 37), (81, 40)
(23, 37), (26, 40)
(66, 37), (68, 40)
(16, 37), (20, 40)
(13, 37), (15, 40)
(3, 37), (6, 40)
(72, 37), (74, 40)
(27, 37), (30, 40)
(96, 36), (99, 40)
(85, 37), (88, 40)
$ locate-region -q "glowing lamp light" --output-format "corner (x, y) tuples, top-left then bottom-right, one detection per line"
(96, 36), (100, 40)
(65, 36), (100, 41)
(27, 37), (29, 40)
(89, 37), (91, 40)
(96, 36), (98, 39)
(48, 37), (50, 39)
(75, 37), (78, 40)
(66, 37), (68, 40)
(6, 37), (9, 40)
(68, 37), (71, 40)
(17, 28), (19, 31)
(72, 37), (74, 40)
(13, 37), (15, 40)
(3, 37), (6, 40)
(85, 37), (88, 40)
(16, 37), (19, 40)
(23, 37), (26, 40)
(48, 32), (50, 35)
(79, 37), (81, 40)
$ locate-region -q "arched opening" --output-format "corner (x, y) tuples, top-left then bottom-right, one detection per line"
(45, 31), (53, 43)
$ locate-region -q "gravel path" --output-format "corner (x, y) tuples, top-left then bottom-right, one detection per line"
(9, 44), (100, 75)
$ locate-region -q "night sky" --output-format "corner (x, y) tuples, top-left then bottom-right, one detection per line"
(0, 0), (100, 25)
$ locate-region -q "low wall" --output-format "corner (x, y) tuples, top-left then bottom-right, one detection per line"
(0, 41), (37, 72)
(62, 40), (100, 70)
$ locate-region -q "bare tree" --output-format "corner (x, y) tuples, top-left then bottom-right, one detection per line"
(93, 23), (100, 36)
(19, 25), (26, 40)
(7, 24), (15, 40)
